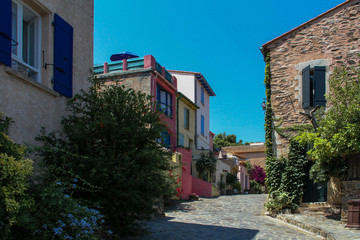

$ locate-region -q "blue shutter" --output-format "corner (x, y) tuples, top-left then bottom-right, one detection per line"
(0, 0), (11, 66)
(314, 66), (326, 107)
(53, 14), (73, 98)
(302, 66), (311, 108)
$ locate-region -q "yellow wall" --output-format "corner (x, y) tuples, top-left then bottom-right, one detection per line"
(178, 98), (196, 149)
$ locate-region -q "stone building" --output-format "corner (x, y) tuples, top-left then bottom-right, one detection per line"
(0, 0), (94, 145)
(261, 0), (360, 220)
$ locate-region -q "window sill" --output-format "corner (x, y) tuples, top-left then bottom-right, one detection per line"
(5, 66), (59, 97)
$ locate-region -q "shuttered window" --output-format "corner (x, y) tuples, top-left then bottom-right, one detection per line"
(302, 65), (326, 108)
(53, 14), (73, 98)
(0, 0), (11, 67)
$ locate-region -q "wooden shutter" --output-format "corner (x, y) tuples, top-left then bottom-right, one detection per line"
(0, 0), (11, 66)
(314, 66), (326, 107)
(302, 66), (311, 108)
(53, 14), (73, 98)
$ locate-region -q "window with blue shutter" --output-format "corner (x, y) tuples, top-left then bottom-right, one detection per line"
(302, 65), (326, 108)
(0, 0), (12, 67)
(313, 66), (326, 107)
(302, 66), (311, 108)
(53, 14), (73, 98)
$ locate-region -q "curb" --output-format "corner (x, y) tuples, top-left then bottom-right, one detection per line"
(275, 214), (337, 240)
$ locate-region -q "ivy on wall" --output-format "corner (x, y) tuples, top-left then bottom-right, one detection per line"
(264, 52), (274, 159)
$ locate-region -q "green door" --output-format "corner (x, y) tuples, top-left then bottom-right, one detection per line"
(302, 161), (327, 202)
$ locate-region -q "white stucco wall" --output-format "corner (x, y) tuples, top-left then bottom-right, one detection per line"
(169, 72), (195, 102)
(195, 79), (210, 149)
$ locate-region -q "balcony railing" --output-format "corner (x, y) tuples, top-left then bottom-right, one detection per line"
(93, 57), (173, 84)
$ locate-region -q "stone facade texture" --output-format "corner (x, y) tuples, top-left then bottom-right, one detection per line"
(263, 0), (360, 156)
(341, 180), (360, 221)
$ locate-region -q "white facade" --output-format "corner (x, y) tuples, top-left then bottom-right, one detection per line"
(169, 70), (215, 150)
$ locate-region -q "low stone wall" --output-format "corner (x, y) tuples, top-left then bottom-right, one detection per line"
(341, 180), (360, 222)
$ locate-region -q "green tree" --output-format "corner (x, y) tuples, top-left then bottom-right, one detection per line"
(297, 66), (360, 182)
(34, 79), (173, 237)
(213, 132), (248, 150)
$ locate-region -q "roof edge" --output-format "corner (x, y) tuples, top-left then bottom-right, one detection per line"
(262, 0), (356, 49)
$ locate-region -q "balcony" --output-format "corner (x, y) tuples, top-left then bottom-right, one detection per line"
(93, 55), (173, 84)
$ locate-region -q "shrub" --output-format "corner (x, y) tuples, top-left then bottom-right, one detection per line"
(225, 173), (237, 189)
(34, 80), (173, 236)
(250, 180), (262, 194)
(195, 152), (216, 181)
(0, 113), (33, 238)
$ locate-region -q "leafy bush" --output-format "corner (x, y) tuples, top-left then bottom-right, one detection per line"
(232, 182), (242, 192)
(297, 66), (360, 182)
(0, 113), (33, 238)
(225, 173), (237, 188)
(250, 180), (262, 194)
(15, 181), (103, 240)
(264, 190), (295, 212)
(34, 80), (173, 236)
(196, 152), (216, 181)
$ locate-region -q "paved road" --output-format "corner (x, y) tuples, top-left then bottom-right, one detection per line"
(137, 194), (322, 240)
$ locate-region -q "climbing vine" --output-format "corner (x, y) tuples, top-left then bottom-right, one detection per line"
(264, 52), (274, 159)
(265, 139), (308, 212)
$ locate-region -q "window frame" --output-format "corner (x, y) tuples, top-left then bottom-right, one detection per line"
(11, 0), (41, 82)
(156, 85), (173, 117)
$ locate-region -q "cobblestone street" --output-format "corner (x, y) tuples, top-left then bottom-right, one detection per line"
(137, 194), (322, 240)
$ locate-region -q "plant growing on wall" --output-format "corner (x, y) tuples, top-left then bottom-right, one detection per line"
(249, 165), (267, 185)
(34, 79), (173, 237)
(297, 66), (360, 182)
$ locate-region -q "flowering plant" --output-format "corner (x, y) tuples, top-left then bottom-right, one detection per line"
(249, 165), (267, 185)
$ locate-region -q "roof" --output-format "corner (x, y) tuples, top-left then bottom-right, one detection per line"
(177, 92), (199, 109)
(261, 0), (357, 51)
(222, 145), (266, 154)
(169, 70), (216, 97)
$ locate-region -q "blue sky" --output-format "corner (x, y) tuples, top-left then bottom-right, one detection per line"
(94, 0), (345, 143)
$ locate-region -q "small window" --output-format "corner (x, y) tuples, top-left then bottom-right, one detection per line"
(158, 131), (170, 148)
(11, 0), (41, 82)
(201, 87), (204, 105)
(156, 85), (172, 117)
(184, 107), (189, 130)
(302, 66), (326, 108)
(201, 115), (205, 136)
(178, 133), (184, 147)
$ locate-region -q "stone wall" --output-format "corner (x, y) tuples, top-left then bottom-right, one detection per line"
(341, 180), (360, 222)
(264, 0), (360, 156)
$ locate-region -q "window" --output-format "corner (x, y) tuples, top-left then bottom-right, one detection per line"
(184, 107), (189, 130)
(178, 133), (184, 147)
(201, 115), (205, 136)
(11, 0), (41, 82)
(157, 85), (172, 117)
(302, 66), (326, 108)
(158, 131), (170, 148)
(201, 87), (204, 104)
